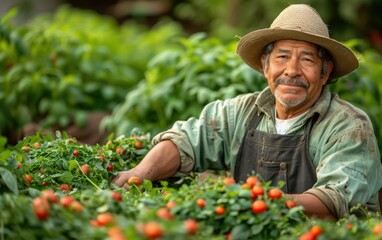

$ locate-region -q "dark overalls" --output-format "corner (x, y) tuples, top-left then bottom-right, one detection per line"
(234, 113), (317, 194)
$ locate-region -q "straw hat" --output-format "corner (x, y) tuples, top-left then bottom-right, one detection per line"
(236, 4), (359, 78)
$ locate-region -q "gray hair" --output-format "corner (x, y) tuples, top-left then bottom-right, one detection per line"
(262, 42), (335, 84)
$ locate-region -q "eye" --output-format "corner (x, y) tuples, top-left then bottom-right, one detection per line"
(277, 55), (288, 59)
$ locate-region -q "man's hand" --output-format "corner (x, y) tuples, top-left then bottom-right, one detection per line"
(112, 169), (143, 189)
(111, 140), (181, 189)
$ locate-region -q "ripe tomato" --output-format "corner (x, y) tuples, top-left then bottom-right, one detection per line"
(41, 190), (58, 204)
(299, 231), (315, 240)
(134, 141), (143, 149)
(268, 188), (283, 200)
(33, 197), (49, 221)
(184, 219), (198, 235)
(80, 164), (90, 175)
(127, 176), (141, 186)
(252, 200), (267, 214)
(215, 206), (225, 215)
(144, 222), (163, 239)
(33, 142), (41, 148)
(60, 196), (75, 208)
(34, 204), (49, 221)
(374, 223), (382, 236)
(70, 200), (83, 213)
(24, 174), (32, 184)
(60, 183), (71, 191)
(98, 155), (105, 163)
(116, 147), (126, 155)
(246, 176), (259, 187)
(251, 185), (264, 197)
(17, 162), (22, 169)
(285, 199), (297, 209)
(97, 212), (114, 226)
(196, 198), (206, 208)
(73, 150), (79, 157)
(223, 177), (236, 186)
(111, 191), (122, 201)
(310, 225), (323, 237)
(156, 207), (173, 220)
(107, 163), (114, 171)
(166, 201), (176, 209)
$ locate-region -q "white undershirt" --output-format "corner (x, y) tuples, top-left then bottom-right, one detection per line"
(275, 110), (309, 135)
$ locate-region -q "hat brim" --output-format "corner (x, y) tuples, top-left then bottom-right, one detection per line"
(236, 28), (359, 78)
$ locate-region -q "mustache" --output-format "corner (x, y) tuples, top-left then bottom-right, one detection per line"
(275, 77), (309, 89)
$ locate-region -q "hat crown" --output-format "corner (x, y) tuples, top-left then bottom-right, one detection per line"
(270, 4), (329, 38)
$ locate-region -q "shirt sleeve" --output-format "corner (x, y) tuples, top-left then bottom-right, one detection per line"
(312, 114), (382, 218)
(152, 98), (238, 176)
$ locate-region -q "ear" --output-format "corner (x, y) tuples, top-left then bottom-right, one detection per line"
(261, 54), (267, 72)
(322, 60), (334, 85)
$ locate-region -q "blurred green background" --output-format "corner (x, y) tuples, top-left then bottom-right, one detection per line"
(0, 0), (381, 158)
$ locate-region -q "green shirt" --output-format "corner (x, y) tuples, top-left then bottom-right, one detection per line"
(153, 86), (382, 218)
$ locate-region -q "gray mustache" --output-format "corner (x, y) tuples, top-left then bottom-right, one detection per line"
(275, 78), (309, 89)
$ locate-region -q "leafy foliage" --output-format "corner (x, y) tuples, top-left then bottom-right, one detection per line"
(102, 33), (267, 136)
(0, 5), (184, 139)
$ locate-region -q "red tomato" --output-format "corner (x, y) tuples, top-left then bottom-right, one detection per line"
(60, 183), (71, 191)
(107, 163), (114, 171)
(111, 191), (122, 201)
(166, 201), (176, 209)
(97, 212), (114, 226)
(24, 174), (32, 184)
(98, 155), (105, 163)
(17, 162), (22, 169)
(285, 199), (297, 209)
(134, 141), (143, 149)
(251, 185), (265, 197)
(116, 147), (126, 155)
(41, 190), (58, 204)
(252, 200), (267, 214)
(144, 222), (163, 239)
(73, 150), (79, 157)
(246, 176), (259, 187)
(60, 196), (75, 208)
(268, 188), (283, 200)
(70, 200), (83, 213)
(310, 225), (323, 238)
(299, 232), (315, 240)
(196, 198), (206, 208)
(156, 207), (173, 220)
(223, 177), (236, 186)
(127, 176), (141, 186)
(215, 206), (225, 215)
(374, 223), (382, 236)
(33, 142), (41, 148)
(184, 219), (198, 235)
(34, 204), (49, 221)
(80, 164), (90, 175)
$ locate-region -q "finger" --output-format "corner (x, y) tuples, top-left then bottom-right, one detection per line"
(111, 172), (127, 187)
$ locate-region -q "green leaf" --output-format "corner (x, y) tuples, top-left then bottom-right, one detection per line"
(0, 167), (19, 194)
(59, 171), (74, 183)
(231, 224), (250, 239)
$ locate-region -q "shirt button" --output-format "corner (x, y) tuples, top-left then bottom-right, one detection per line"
(280, 162), (287, 170)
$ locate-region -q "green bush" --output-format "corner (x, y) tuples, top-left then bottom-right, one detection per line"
(102, 33), (267, 136)
(0, 6), (184, 140)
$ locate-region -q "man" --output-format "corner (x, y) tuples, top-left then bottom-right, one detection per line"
(112, 4), (382, 219)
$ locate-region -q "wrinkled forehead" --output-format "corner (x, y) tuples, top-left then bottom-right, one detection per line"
(273, 39), (321, 53)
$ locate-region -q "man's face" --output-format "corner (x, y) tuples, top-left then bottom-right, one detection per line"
(262, 40), (333, 118)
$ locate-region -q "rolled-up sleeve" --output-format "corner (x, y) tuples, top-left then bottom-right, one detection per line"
(312, 115), (382, 218)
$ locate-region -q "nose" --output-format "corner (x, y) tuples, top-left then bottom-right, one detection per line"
(284, 57), (302, 77)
